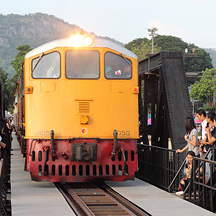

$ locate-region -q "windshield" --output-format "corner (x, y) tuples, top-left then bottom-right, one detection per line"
(105, 52), (132, 79)
(32, 52), (60, 79)
(66, 50), (100, 79)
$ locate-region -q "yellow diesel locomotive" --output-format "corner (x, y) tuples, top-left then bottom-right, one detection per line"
(14, 34), (139, 182)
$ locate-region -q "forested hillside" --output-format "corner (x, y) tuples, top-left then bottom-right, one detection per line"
(0, 13), (85, 77)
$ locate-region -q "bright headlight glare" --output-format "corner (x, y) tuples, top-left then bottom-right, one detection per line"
(83, 36), (94, 46)
(70, 35), (94, 47)
(71, 35), (83, 47)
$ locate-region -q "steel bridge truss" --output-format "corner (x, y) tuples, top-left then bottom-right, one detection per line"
(138, 51), (193, 163)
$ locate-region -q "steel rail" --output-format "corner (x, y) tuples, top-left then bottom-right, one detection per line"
(55, 183), (89, 216)
(56, 182), (151, 216)
(98, 182), (150, 216)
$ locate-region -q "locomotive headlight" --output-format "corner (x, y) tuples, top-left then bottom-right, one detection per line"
(83, 36), (94, 46)
(71, 35), (83, 47)
(70, 35), (94, 47)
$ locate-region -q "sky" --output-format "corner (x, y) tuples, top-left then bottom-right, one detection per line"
(1, 0), (216, 48)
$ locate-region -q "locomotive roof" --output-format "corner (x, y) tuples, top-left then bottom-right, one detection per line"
(25, 37), (137, 59)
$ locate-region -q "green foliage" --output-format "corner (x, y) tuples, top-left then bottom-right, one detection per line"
(0, 66), (8, 85)
(198, 105), (216, 112)
(190, 68), (216, 104)
(155, 35), (213, 72)
(5, 45), (32, 111)
(0, 66), (10, 109)
(125, 38), (149, 51)
(125, 38), (161, 61)
(184, 45), (213, 72)
(154, 35), (188, 51)
(11, 45), (32, 77)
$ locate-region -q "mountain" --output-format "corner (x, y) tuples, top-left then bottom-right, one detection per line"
(205, 48), (216, 68)
(0, 13), (100, 77)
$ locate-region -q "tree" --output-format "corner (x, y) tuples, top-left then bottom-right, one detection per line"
(6, 45), (32, 112)
(0, 66), (11, 110)
(11, 45), (32, 79)
(125, 38), (149, 51)
(190, 68), (216, 106)
(154, 35), (188, 51)
(125, 38), (161, 61)
(184, 44), (213, 72)
(154, 35), (213, 73)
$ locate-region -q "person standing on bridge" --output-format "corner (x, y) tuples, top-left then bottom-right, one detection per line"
(199, 111), (216, 150)
(200, 114), (216, 161)
(196, 109), (207, 141)
(176, 117), (199, 157)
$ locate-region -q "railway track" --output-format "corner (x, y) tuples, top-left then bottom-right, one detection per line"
(55, 182), (150, 216)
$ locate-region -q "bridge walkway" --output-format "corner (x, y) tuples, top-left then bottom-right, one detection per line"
(106, 178), (215, 216)
(11, 133), (74, 216)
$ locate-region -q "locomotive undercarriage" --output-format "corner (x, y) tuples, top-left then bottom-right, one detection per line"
(25, 138), (138, 182)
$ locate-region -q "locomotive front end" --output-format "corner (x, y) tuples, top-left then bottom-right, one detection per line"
(22, 35), (139, 182)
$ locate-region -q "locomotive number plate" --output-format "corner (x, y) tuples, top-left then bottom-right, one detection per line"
(117, 130), (130, 136)
(36, 131), (51, 136)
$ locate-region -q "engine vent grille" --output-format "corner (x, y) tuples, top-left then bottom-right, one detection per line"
(78, 101), (90, 114)
(75, 100), (93, 114)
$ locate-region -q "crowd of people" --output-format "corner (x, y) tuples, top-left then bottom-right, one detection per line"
(176, 109), (216, 159)
(0, 116), (13, 161)
(176, 109), (216, 195)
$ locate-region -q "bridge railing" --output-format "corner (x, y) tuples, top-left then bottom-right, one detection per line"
(136, 143), (180, 190)
(0, 159), (4, 211)
(168, 148), (213, 192)
(0, 153), (11, 215)
(188, 157), (216, 213)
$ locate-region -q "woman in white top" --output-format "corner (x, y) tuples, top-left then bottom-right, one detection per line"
(176, 116), (199, 156)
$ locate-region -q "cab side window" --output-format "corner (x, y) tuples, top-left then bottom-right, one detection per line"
(32, 52), (60, 79)
(105, 52), (132, 79)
